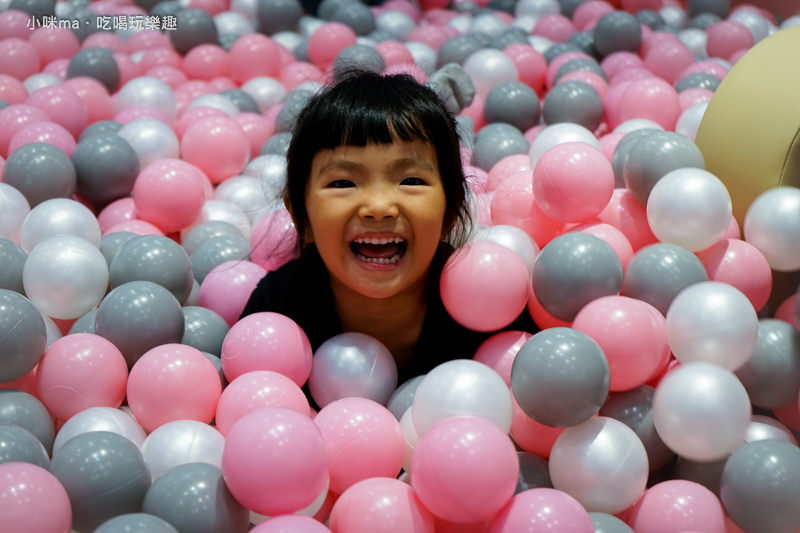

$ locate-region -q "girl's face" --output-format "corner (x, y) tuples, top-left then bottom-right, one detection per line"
(305, 140), (447, 302)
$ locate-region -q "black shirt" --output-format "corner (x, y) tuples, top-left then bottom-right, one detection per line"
(240, 243), (540, 386)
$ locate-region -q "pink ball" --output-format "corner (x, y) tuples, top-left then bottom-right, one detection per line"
(180, 115), (250, 184)
(307, 22), (358, 70)
(601, 51), (643, 80)
(234, 112), (274, 159)
(137, 47), (182, 72)
(215, 370), (311, 436)
(249, 208), (298, 272)
(63, 76), (113, 124)
(532, 14), (576, 43)
(596, 188), (658, 251)
(0, 103), (49, 158)
(25, 84), (88, 138)
(489, 488), (595, 533)
(228, 34), (281, 84)
(146, 65), (189, 89)
(679, 59), (729, 81)
(627, 480), (726, 533)
(197, 260), (267, 327)
(503, 43), (546, 96)
(0, 462), (72, 533)
(113, 53), (143, 87)
(678, 87), (714, 111)
(573, 1), (614, 31)
(126, 343), (222, 432)
(314, 397), (405, 495)
(132, 158), (207, 233)
(572, 295), (670, 391)
(472, 330), (532, 386)
(440, 240), (530, 332)
(490, 170), (564, 248)
(695, 238), (772, 312)
(642, 40), (695, 85)
(571, 221), (634, 270)
(0, 38), (40, 81)
(374, 40), (414, 67)
(104, 219), (165, 236)
(82, 31), (124, 52)
(8, 120), (76, 157)
(221, 311), (313, 386)
(125, 29), (172, 54)
(173, 105), (228, 139)
(533, 142), (614, 223)
(598, 131), (624, 160)
(28, 27), (80, 66)
(183, 44), (230, 81)
(329, 477), (435, 533)
(510, 393), (565, 458)
(0, 10), (32, 40)
(706, 20), (754, 60)
(411, 416), (519, 524)
(36, 333), (128, 422)
(41, 58), (68, 79)
(546, 51), (591, 90)
(113, 104), (171, 126)
(251, 515), (331, 533)
(558, 69), (608, 99)
(280, 61), (324, 91)
(222, 407), (329, 516)
(487, 153), (531, 192)
(97, 196), (136, 233)
(617, 77), (681, 130)
(526, 283), (572, 331)
(0, 73), (27, 104)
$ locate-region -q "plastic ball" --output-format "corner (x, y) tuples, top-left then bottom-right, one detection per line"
(533, 142), (613, 223)
(542, 80), (603, 131)
(0, 389), (54, 453)
(314, 397), (404, 495)
(411, 415), (519, 524)
(0, 462), (72, 533)
(182, 220), (245, 256)
(490, 488), (594, 533)
(306, 21), (357, 70)
(528, 122), (602, 168)
(2, 142), (76, 207)
(221, 311), (312, 386)
(72, 133), (139, 207)
(307, 331), (398, 408)
(8, 120), (75, 158)
(140, 419), (225, 481)
(653, 361), (751, 462)
(483, 80), (540, 132)
(471, 122), (530, 172)
(0, 238), (25, 293)
(94, 513), (179, 533)
(695, 238), (771, 311)
(0, 38), (42, 83)
(0, 423), (49, 467)
(0, 289), (46, 383)
(721, 439), (800, 533)
(190, 232), (251, 283)
(549, 416), (648, 514)
(180, 115), (250, 184)
(181, 305), (229, 357)
(471, 224), (539, 274)
(463, 48), (518, 97)
(66, 46), (120, 93)
(328, 477), (435, 533)
(116, 118), (180, 172)
(745, 414), (798, 446)
(249, 208), (298, 272)
(593, 10), (641, 57)
(19, 197), (101, 253)
(532, 232), (623, 321)
(197, 259), (266, 326)
(222, 407), (329, 516)
(735, 319), (800, 409)
(94, 280), (185, 367)
(666, 281), (758, 370)
(132, 159), (207, 234)
(22, 234), (108, 320)
(114, 76), (176, 125)
(627, 479), (726, 533)
(52, 406), (146, 455)
(50, 431), (150, 532)
(412, 358), (512, 436)
(622, 242), (708, 315)
(743, 186), (800, 272)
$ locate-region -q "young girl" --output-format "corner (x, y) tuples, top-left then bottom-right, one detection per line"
(241, 70), (538, 385)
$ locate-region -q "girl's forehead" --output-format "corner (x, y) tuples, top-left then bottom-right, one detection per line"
(313, 140), (438, 165)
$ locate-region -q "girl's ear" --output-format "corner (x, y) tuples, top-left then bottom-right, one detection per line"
(284, 195), (315, 244)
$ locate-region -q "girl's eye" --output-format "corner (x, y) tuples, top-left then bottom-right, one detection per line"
(327, 179), (355, 189)
(401, 177), (427, 186)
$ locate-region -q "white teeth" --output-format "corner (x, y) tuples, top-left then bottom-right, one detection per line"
(353, 237), (405, 245)
(354, 252), (403, 264)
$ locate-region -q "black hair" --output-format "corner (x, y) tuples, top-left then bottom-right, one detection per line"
(284, 69), (471, 252)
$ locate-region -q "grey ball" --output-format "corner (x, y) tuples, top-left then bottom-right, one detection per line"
(622, 243), (708, 315)
(0, 390), (54, 454)
(94, 281), (185, 367)
(553, 56), (606, 85)
(169, 8), (219, 55)
(559, 0), (589, 18)
(332, 43), (386, 80)
(0, 289), (46, 383)
(471, 122), (531, 171)
(329, 0), (376, 35)
(593, 10), (642, 57)
(610, 127), (661, 188)
(721, 440), (800, 533)
(590, 512), (635, 533)
(490, 27), (531, 50)
(68, 308), (97, 335)
(0, 238), (26, 294)
(484, 81), (540, 132)
(567, 30), (598, 57)
(532, 232), (623, 321)
(182, 305), (230, 357)
(110, 235), (194, 305)
(260, 131), (292, 156)
(688, 12), (721, 30)
(66, 47), (120, 94)
(437, 34), (485, 68)
(542, 80), (604, 131)
(635, 9), (665, 29)
(674, 72), (721, 92)
(50, 431), (151, 533)
(190, 234), (251, 284)
(94, 513), (179, 533)
(735, 319), (800, 409)
(257, 0), (302, 34)
(2, 142), (76, 207)
(516, 451), (552, 493)
(9, 0), (55, 18)
(273, 88), (315, 134)
(78, 119), (122, 142)
(219, 89), (260, 114)
(142, 462), (249, 533)
(100, 231), (138, 266)
(688, 0), (729, 18)
(0, 423), (50, 468)
(72, 133), (139, 206)
(543, 41), (582, 63)
(182, 220), (244, 257)
(64, 6), (99, 43)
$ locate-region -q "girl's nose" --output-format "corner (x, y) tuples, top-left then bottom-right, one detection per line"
(358, 186), (399, 220)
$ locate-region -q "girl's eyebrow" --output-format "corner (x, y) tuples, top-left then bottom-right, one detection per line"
(317, 156), (436, 175)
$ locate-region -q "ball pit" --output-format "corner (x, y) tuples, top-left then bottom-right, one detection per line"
(0, 1), (800, 532)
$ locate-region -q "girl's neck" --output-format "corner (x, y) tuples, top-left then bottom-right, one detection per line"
(330, 276), (429, 369)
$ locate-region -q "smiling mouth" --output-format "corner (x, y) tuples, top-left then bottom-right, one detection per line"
(350, 237), (408, 265)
